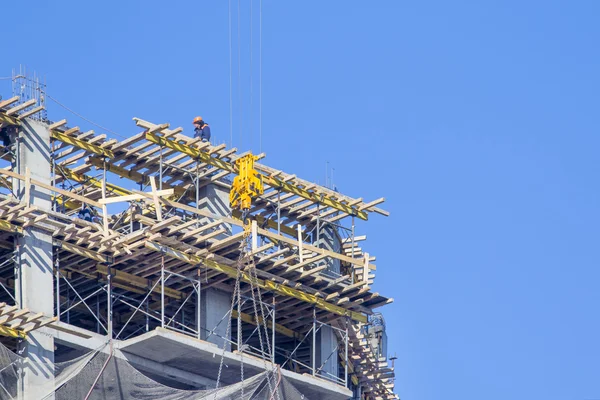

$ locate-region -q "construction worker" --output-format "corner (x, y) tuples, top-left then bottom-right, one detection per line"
(77, 205), (93, 222)
(193, 116), (211, 143)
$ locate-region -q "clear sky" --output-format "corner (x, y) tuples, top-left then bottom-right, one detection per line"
(1, 1), (599, 399)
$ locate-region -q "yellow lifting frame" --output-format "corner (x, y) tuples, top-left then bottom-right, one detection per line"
(229, 153), (264, 213)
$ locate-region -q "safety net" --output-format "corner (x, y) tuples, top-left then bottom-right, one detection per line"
(0, 341), (308, 399)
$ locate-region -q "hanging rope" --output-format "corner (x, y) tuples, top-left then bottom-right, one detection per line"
(214, 235), (281, 399)
(259, 0), (263, 154)
(237, 0), (243, 150)
(214, 238), (246, 395)
(45, 93), (129, 141)
(228, 0), (233, 149)
(250, 0), (254, 151)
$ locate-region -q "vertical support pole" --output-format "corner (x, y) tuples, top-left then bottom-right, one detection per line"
(107, 268), (112, 339)
(312, 307), (316, 376)
(277, 190), (281, 240)
(161, 258), (165, 328)
(272, 298), (276, 364)
(297, 224), (304, 263)
(351, 216), (355, 284)
(145, 290), (150, 332)
(51, 140), (56, 212)
(150, 176), (163, 221)
(96, 293), (100, 334)
(102, 158), (109, 234)
(55, 254), (60, 320)
(196, 279), (201, 340)
(159, 145), (163, 191)
(316, 202), (320, 248)
(195, 161), (200, 210)
(66, 292), (70, 324)
(251, 220), (258, 252)
(345, 317), (349, 387)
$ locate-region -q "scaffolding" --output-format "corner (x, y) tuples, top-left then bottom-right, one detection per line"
(0, 85), (397, 399)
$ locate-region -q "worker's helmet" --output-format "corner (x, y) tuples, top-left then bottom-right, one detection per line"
(193, 116), (203, 124)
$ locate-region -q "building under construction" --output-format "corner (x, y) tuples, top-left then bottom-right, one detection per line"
(0, 73), (397, 399)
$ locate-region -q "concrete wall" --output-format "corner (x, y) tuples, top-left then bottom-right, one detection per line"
(13, 120), (55, 399)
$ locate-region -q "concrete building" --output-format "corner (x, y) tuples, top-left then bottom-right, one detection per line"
(0, 84), (397, 399)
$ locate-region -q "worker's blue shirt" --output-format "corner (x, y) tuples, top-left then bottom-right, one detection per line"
(194, 125), (211, 142)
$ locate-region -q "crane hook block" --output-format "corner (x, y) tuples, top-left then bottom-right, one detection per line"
(229, 153), (264, 213)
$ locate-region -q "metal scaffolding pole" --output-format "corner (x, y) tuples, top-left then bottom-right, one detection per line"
(345, 317), (349, 386)
(351, 216), (355, 284)
(312, 307), (316, 376)
(55, 254), (60, 319)
(196, 161), (200, 209)
(159, 145), (163, 191)
(272, 298), (276, 364)
(196, 280), (201, 340)
(161, 258), (165, 328)
(107, 270), (112, 339)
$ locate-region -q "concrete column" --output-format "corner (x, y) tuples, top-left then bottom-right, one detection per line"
(314, 325), (339, 380)
(13, 120), (55, 399)
(198, 183), (232, 350)
(200, 288), (231, 350)
(315, 224), (341, 275)
(198, 184), (232, 236)
(311, 223), (342, 380)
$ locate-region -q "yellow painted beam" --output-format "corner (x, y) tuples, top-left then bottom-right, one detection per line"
(0, 219), (23, 234)
(59, 166), (132, 198)
(145, 241), (367, 323)
(0, 113), (19, 125)
(51, 130), (114, 159)
(53, 195), (81, 210)
(0, 325), (26, 339)
(145, 133), (368, 220)
(146, 133), (236, 173)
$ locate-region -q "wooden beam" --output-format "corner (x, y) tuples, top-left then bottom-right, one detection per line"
(0, 96), (19, 109)
(6, 99), (36, 116)
(17, 106), (45, 120)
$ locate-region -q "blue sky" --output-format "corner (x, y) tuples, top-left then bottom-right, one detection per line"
(2, 1), (599, 399)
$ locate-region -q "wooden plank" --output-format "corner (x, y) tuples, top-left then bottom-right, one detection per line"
(48, 119), (67, 130)
(17, 106), (44, 120)
(6, 99), (36, 115)
(149, 176), (162, 221)
(0, 96), (19, 109)
(97, 189), (174, 204)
